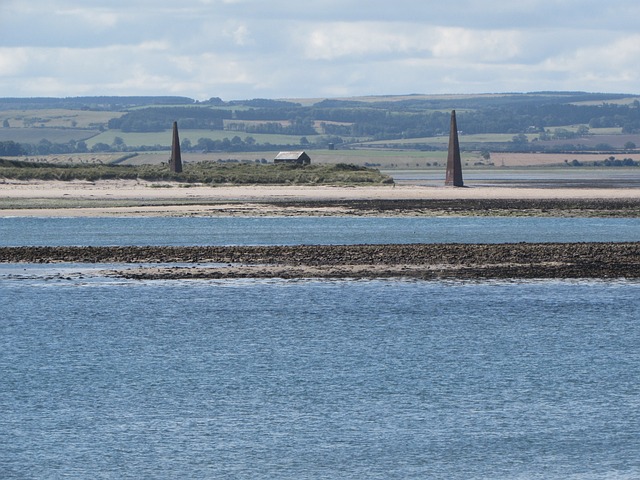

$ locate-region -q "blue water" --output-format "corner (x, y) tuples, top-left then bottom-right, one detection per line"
(2, 274), (639, 479)
(391, 169), (640, 188)
(2, 215), (640, 478)
(2, 216), (640, 246)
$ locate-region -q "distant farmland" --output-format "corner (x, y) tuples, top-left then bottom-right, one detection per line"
(0, 128), (97, 144)
(85, 129), (306, 149)
(1, 92), (639, 169)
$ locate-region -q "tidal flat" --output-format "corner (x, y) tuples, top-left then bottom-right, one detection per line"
(2, 243), (639, 280)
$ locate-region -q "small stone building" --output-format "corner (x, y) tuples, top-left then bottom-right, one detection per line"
(274, 151), (311, 165)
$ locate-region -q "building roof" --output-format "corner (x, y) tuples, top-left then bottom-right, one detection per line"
(274, 151), (308, 160)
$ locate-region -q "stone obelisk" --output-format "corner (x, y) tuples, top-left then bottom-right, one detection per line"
(169, 121), (183, 173)
(445, 110), (464, 187)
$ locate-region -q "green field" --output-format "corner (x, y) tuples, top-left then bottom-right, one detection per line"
(2, 92), (639, 162)
(87, 129), (308, 149)
(4, 125), (629, 152)
(363, 133), (524, 146)
(0, 109), (122, 129)
(0, 127), (97, 144)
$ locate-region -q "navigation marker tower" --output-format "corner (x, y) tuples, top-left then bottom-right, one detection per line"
(445, 110), (464, 187)
(169, 121), (183, 173)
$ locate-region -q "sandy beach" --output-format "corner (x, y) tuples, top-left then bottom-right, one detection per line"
(2, 180), (639, 280)
(2, 179), (640, 217)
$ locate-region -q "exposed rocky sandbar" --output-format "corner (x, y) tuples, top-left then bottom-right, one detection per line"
(2, 243), (638, 280)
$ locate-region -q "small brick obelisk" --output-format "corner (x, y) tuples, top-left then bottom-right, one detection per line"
(445, 110), (464, 187)
(169, 121), (183, 173)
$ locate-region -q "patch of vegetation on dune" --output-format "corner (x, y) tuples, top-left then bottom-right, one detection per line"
(0, 159), (393, 185)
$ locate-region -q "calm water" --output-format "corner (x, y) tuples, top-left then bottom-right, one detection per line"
(391, 169), (640, 188)
(2, 215), (640, 478)
(2, 273), (640, 479)
(2, 216), (640, 246)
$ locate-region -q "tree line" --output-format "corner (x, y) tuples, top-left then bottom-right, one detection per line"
(104, 97), (640, 139)
(2, 93), (639, 155)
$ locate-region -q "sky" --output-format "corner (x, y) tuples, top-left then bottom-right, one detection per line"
(1, 0), (639, 101)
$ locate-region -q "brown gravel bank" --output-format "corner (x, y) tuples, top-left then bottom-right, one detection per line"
(270, 198), (640, 217)
(2, 243), (638, 280)
(1, 198), (640, 218)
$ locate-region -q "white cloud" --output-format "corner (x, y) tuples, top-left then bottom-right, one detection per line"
(302, 23), (414, 60)
(0, 48), (30, 76)
(540, 34), (640, 90)
(300, 22), (525, 65)
(430, 28), (522, 62)
(1, 0), (639, 98)
(55, 7), (120, 28)
(223, 22), (252, 46)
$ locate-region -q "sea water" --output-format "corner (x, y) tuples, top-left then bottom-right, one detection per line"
(2, 216), (640, 246)
(2, 273), (640, 479)
(2, 215), (640, 479)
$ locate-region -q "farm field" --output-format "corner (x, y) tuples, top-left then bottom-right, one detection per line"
(4, 125), (639, 156)
(86, 129), (306, 149)
(364, 130), (640, 150)
(0, 128), (97, 144)
(2, 92), (639, 171)
(0, 108), (122, 129)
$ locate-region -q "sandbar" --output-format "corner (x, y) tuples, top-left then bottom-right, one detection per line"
(2, 243), (639, 280)
(1, 179), (640, 217)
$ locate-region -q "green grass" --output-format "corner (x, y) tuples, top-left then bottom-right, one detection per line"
(0, 109), (123, 129)
(0, 127), (97, 144)
(363, 133), (529, 146)
(126, 149), (453, 169)
(0, 159), (393, 185)
(87, 129), (309, 148)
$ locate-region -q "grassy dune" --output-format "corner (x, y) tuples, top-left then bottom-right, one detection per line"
(0, 159), (393, 185)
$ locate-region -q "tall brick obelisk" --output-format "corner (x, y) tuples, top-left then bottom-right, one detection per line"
(445, 110), (464, 187)
(169, 121), (183, 173)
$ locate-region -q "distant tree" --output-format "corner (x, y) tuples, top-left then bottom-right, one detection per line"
(624, 141), (636, 150)
(3, 119), (9, 128)
(538, 130), (551, 141)
(576, 125), (590, 136)
(112, 136), (125, 151)
(622, 122), (640, 134)
(552, 128), (576, 140)
(91, 142), (111, 153)
(480, 149), (491, 160)
(300, 136), (309, 145)
(181, 138), (192, 151)
(37, 139), (52, 155)
(197, 138), (216, 151)
(511, 133), (528, 145)
(595, 143), (614, 151)
(0, 140), (24, 155)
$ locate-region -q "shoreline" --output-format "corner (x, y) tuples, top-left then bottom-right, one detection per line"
(3, 181), (639, 280)
(1, 180), (640, 217)
(3, 243), (639, 280)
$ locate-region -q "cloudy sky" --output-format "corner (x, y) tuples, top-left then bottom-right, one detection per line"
(1, 0), (639, 100)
